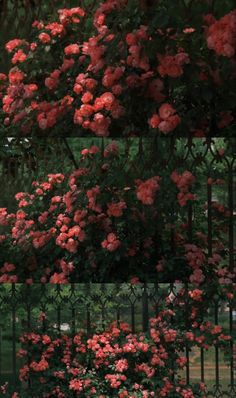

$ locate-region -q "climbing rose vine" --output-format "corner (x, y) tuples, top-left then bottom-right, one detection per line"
(0, 300), (232, 398)
(0, 0), (235, 137)
(0, 142), (233, 283)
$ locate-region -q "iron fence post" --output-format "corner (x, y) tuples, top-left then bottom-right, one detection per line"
(142, 283), (149, 333)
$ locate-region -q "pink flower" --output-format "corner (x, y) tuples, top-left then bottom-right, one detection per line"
(1, 262), (15, 272)
(115, 359), (128, 372)
(9, 70), (24, 84)
(5, 39), (24, 53)
(104, 141), (119, 157)
(49, 273), (68, 284)
(183, 27), (195, 34)
(149, 103), (180, 133)
(189, 289), (203, 301)
(45, 77), (59, 90)
(0, 73), (7, 81)
(176, 357), (187, 367)
(107, 201), (126, 217)
(189, 268), (205, 285)
(58, 7), (85, 24)
(159, 103), (176, 120)
(205, 10), (236, 57)
(136, 176), (160, 205)
(12, 49), (27, 64)
(81, 91), (93, 103)
(148, 113), (161, 128)
(99, 92), (115, 109)
(211, 325), (222, 334)
(101, 233), (121, 252)
(171, 170), (196, 206)
(157, 54), (188, 78)
(130, 276), (140, 284)
(39, 33), (51, 43)
(64, 43), (80, 55)
(30, 358), (49, 372)
(164, 329), (177, 342)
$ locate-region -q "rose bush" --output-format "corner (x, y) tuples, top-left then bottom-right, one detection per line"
(0, 0), (235, 137)
(0, 141), (233, 283)
(0, 299), (232, 398)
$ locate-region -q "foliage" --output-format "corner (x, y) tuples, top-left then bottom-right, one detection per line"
(0, 288), (233, 397)
(0, 0), (235, 137)
(0, 140), (233, 283)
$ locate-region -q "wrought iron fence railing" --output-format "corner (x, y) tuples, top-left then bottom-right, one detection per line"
(0, 283), (235, 397)
(0, 136), (235, 275)
(0, 0), (82, 71)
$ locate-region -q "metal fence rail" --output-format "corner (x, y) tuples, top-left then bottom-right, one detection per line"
(0, 0), (74, 71)
(0, 138), (76, 210)
(0, 283), (235, 397)
(0, 136), (235, 273)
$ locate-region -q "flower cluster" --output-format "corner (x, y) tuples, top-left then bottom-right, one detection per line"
(0, 1), (235, 137)
(0, 304), (232, 398)
(157, 52), (190, 78)
(135, 176), (160, 205)
(0, 141), (233, 284)
(171, 170), (196, 206)
(205, 10), (236, 57)
(148, 103), (181, 134)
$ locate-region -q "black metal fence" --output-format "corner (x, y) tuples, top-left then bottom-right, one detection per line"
(0, 0), (76, 72)
(0, 137), (235, 394)
(0, 283), (235, 397)
(0, 136), (235, 274)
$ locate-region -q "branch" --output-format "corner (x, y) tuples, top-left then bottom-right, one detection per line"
(63, 138), (78, 169)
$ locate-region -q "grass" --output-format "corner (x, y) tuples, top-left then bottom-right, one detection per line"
(0, 337), (22, 380)
(179, 347), (235, 391)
